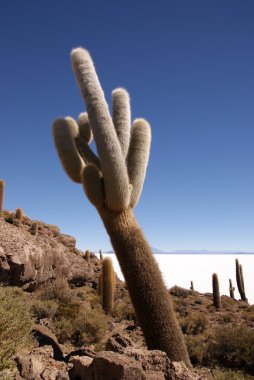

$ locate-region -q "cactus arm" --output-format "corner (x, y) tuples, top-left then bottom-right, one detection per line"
(112, 88), (131, 159)
(98, 207), (191, 366)
(52, 117), (84, 183)
(127, 119), (151, 207)
(71, 48), (130, 211)
(75, 136), (101, 169)
(82, 165), (104, 209)
(78, 112), (93, 144)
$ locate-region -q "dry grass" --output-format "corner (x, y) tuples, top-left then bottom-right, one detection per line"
(0, 287), (34, 370)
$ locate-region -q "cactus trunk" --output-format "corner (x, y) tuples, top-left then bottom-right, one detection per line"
(99, 207), (191, 367)
(212, 273), (221, 309)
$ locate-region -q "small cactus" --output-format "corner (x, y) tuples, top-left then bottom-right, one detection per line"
(15, 208), (23, 222)
(30, 222), (38, 236)
(84, 250), (90, 261)
(0, 179), (5, 214)
(229, 279), (235, 299)
(102, 257), (115, 314)
(235, 259), (248, 302)
(212, 273), (221, 309)
(190, 281), (194, 291)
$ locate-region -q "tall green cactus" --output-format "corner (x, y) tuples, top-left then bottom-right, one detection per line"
(229, 279), (235, 299)
(212, 273), (221, 309)
(52, 47), (191, 367)
(0, 179), (5, 214)
(235, 259), (248, 302)
(101, 257), (115, 314)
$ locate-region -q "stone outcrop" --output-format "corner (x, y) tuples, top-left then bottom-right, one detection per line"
(15, 345), (207, 380)
(0, 213), (102, 290)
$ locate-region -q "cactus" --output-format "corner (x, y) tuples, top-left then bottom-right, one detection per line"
(52, 47), (191, 366)
(84, 250), (90, 261)
(99, 249), (103, 260)
(0, 179), (5, 214)
(30, 222), (38, 236)
(212, 273), (221, 309)
(190, 281), (194, 291)
(16, 208), (23, 221)
(14, 208), (23, 226)
(229, 279), (235, 299)
(236, 259), (248, 302)
(101, 257), (115, 314)
(97, 273), (103, 296)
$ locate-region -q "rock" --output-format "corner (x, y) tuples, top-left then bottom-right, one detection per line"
(15, 346), (69, 380)
(106, 333), (134, 353)
(0, 216), (102, 289)
(93, 351), (145, 380)
(69, 356), (94, 379)
(33, 325), (64, 361)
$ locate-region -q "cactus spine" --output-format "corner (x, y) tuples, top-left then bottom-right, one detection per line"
(52, 47), (191, 367)
(0, 179), (5, 214)
(235, 259), (248, 302)
(101, 257), (115, 314)
(212, 273), (221, 309)
(229, 279), (235, 299)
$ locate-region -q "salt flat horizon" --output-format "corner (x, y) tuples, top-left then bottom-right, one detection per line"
(100, 253), (254, 305)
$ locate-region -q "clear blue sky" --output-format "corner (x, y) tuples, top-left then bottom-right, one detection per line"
(1, 1), (253, 252)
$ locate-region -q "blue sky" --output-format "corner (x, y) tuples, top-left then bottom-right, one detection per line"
(1, 1), (253, 252)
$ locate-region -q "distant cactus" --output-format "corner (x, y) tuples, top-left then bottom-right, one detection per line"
(99, 249), (103, 260)
(52, 47), (191, 366)
(0, 179), (5, 214)
(15, 208), (23, 222)
(235, 259), (248, 302)
(229, 279), (235, 299)
(102, 257), (115, 314)
(84, 250), (90, 261)
(30, 222), (38, 236)
(190, 281), (194, 291)
(212, 273), (221, 309)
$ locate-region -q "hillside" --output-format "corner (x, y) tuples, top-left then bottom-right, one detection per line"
(0, 211), (254, 380)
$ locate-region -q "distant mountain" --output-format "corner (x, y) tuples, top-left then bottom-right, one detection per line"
(104, 247), (254, 255)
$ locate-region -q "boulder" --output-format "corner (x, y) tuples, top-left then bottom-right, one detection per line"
(15, 346), (69, 380)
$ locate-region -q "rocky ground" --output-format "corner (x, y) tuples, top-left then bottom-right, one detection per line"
(0, 211), (254, 380)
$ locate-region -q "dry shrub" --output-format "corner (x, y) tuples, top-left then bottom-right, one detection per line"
(36, 277), (72, 303)
(207, 326), (254, 373)
(185, 334), (208, 365)
(169, 285), (192, 298)
(211, 368), (254, 379)
(30, 299), (58, 320)
(180, 313), (207, 335)
(54, 301), (108, 347)
(0, 287), (34, 370)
